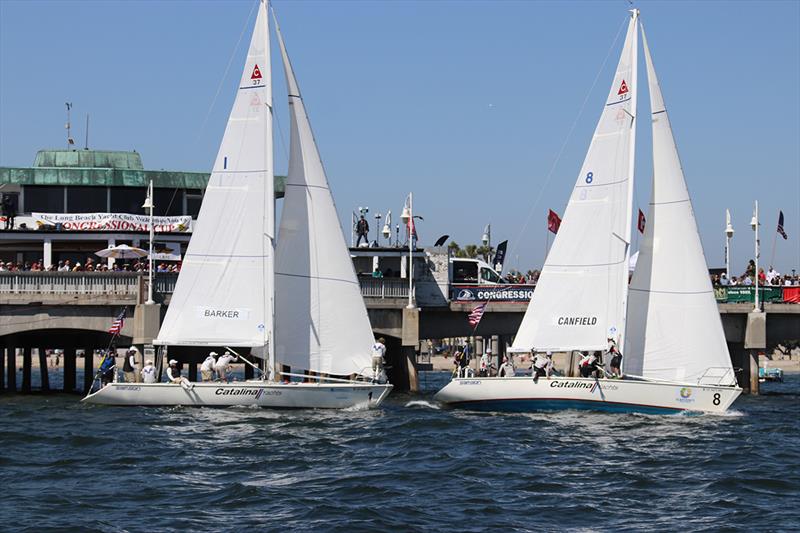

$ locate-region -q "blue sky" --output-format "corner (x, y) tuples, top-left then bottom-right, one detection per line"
(1, 0), (798, 274)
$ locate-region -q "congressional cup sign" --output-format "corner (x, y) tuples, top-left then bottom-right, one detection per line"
(33, 212), (192, 232)
(451, 285), (534, 302)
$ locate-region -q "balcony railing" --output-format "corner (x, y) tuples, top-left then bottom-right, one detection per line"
(0, 271), (179, 299)
(358, 277), (410, 298)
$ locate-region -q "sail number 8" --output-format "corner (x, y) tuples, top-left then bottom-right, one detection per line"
(585, 172), (594, 184)
(713, 393), (721, 406)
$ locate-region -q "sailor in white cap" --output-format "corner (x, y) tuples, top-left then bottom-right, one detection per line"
(141, 359), (157, 383)
(167, 359), (193, 390)
(213, 351), (238, 382)
(201, 351), (218, 382)
(122, 346), (140, 383)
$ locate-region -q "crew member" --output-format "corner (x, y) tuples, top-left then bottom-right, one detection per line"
(201, 352), (217, 381)
(214, 351), (238, 382)
(98, 350), (116, 386)
(479, 348), (493, 377)
(141, 359), (157, 383)
(532, 352), (549, 380)
(122, 347), (139, 383)
(498, 355), (515, 377)
(609, 345), (623, 378)
(167, 359), (193, 389)
(371, 337), (386, 382)
(579, 351), (598, 378)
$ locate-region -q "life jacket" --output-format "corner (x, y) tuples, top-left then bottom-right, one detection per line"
(123, 354), (134, 372)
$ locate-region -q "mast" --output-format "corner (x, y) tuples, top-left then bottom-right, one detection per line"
(618, 9), (639, 355)
(263, 0), (276, 380)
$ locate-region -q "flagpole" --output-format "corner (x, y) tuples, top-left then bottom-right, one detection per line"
(769, 210), (778, 270)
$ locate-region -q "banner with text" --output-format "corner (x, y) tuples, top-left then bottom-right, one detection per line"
(32, 213), (192, 233)
(451, 284), (534, 302)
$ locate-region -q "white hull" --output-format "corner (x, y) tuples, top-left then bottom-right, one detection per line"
(434, 376), (741, 414)
(83, 381), (393, 409)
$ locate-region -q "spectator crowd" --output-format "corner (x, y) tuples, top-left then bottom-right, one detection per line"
(711, 260), (799, 287)
(0, 257), (181, 273)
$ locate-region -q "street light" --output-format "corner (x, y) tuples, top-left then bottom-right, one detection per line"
(750, 201), (760, 312)
(142, 180), (155, 305)
(374, 212), (382, 247)
(382, 209), (392, 245)
(482, 223), (491, 263)
(725, 209), (734, 280)
(401, 193), (414, 309)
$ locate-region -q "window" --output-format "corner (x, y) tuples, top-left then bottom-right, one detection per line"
(186, 189), (203, 218)
(153, 188), (183, 216)
(480, 268), (502, 284)
(23, 186), (64, 213)
(67, 186), (108, 213)
(452, 261), (478, 283)
(110, 187), (146, 214)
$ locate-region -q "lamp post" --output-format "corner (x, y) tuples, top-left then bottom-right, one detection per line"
(142, 180), (155, 305)
(482, 223), (491, 263)
(401, 193), (414, 309)
(725, 209), (734, 280)
(750, 201), (760, 312)
(374, 212), (382, 247)
(382, 210), (391, 247)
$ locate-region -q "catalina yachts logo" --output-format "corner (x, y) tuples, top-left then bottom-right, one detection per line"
(457, 289), (476, 301)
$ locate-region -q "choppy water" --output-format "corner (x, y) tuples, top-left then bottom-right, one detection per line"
(1, 372), (799, 532)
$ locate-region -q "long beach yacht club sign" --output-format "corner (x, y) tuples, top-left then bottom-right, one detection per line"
(32, 212), (192, 232)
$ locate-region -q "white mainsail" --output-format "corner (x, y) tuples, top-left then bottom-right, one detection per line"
(273, 16), (374, 377)
(511, 11), (639, 352)
(624, 25), (735, 384)
(155, 1), (274, 348)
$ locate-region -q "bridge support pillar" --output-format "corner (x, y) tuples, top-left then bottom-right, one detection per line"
(743, 311), (765, 395)
(84, 349), (95, 394)
(38, 347), (49, 392)
(134, 303), (162, 346)
(64, 347), (76, 393)
(0, 347), (5, 393)
(22, 347), (32, 393)
(7, 347), (16, 392)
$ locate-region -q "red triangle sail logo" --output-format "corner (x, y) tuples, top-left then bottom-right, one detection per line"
(251, 64), (262, 80)
(617, 79), (629, 95)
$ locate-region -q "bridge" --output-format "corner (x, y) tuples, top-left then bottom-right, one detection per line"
(0, 270), (797, 395)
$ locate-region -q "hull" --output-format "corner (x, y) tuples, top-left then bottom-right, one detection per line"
(433, 376), (740, 414)
(83, 381), (393, 409)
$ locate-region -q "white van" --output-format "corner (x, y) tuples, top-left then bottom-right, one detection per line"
(450, 258), (504, 285)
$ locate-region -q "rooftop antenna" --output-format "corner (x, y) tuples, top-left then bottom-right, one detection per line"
(65, 102), (75, 148)
(84, 113), (90, 150)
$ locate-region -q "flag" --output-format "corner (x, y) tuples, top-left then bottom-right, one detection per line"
(468, 303), (487, 329)
(777, 211), (787, 240)
(404, 194), (418, 238)
(547, 209), (561, 234)
(108, 308), (126, 335)
(638, 209), (646, 234)
(493, 240), (508, 274)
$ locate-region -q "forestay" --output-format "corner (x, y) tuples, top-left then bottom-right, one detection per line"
(155, 2), (274, 348)
(273, 17), (374, 377)
(511, 11), (639, 353)
(624, 26), (735, 384)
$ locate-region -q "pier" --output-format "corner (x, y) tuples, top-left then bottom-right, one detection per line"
(1, 263), (796, 394)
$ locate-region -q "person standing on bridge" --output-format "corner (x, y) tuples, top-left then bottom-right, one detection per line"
(355, 215), (370, 246)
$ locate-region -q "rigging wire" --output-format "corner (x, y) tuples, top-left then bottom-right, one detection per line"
(507, 16), (629, 266)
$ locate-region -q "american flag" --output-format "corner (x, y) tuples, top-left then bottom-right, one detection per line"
(108, 309), (126, 335)
(777, 211), (788, 240)
(468, 303), (487, 329)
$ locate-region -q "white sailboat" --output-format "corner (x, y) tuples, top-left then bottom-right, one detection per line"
(84, 0), (392, 408)
(435, 10), (741, 414)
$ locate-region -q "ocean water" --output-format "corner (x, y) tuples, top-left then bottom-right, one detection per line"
(1, 371), (798, 532)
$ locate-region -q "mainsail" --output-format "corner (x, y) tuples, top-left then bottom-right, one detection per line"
(273, 16), (374, 377)
(624, 25), (735, 384)
(155, 1), (274, 348)
(511, 11), (639, 352)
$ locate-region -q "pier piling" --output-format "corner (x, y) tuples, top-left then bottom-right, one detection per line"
(64, 347), (76, 393)
(7, 347), (16, 392)
(38, 347), (49, 392)
(83, 349), (94, 394)
(22, 347), (32, 393)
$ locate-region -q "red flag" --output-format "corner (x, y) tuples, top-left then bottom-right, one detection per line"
(547, 209), (561, 234)
(637, 209), (646, 234)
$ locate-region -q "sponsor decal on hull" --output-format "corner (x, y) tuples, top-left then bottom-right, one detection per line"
(214, 387), (282, 398)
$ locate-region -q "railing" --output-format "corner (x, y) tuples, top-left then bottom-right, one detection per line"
(358, 277), (409, 299)
(714, 285), (800, 304)
(0, 272), (180, 297)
